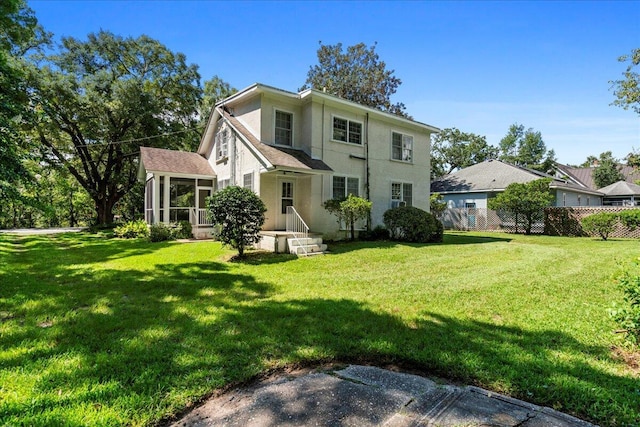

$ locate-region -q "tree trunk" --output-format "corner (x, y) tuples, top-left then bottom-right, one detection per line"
(94, 196), (116, 226)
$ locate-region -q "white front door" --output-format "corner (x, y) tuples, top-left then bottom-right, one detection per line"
(277, 179), (295, 230)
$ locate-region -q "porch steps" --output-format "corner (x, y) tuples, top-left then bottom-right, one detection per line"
(287, 236), (327, 256)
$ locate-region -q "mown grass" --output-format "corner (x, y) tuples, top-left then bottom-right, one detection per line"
(0, 231), (638, 426)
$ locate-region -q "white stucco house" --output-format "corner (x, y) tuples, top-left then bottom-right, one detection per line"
(139, 83), (439, 253)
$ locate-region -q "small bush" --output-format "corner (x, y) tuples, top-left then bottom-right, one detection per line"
(383, 206), (443, 243)
(149, 223), (172, 242)
(170, 220), (192, 239)
(359, 225), (389, 241)
(581, 212), (618, 240)
(113, 220), (149, 239)
(619, 209), (640, 230)
(610, 260), (640, 346)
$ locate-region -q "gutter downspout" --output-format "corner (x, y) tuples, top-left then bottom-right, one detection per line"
(365, 112), (371, 230)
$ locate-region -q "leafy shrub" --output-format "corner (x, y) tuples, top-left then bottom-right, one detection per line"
(619, 209), (640, 230)
(360, 225), (390, 241)
(610, 260), (640, 346)
(383, 206), (443, 243)
(170, 220), (192, 239)
(207, 186), (266, 257)
(113, 220), (149, 239)
(149, 223), (172, 242)
(581, 212), (618, 240)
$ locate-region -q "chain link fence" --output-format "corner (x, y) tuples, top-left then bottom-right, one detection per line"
(441, 206), (640, 238)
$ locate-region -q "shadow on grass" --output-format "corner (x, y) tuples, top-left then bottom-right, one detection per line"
(326, 233), (512, 255)
(0, 234), (636, 426)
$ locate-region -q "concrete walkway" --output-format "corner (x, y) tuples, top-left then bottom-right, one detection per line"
(0, 227), (86, 235)
(171, 365), (596, 427)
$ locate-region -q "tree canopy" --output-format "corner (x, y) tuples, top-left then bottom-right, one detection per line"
(300, 42), (408, 117)
(590, 151), (624, 189)
(498, 123), (555, 172)
(488, 178), (554, 235)
(431, 127), (497, 178)
(0, 0), (45, 203)
(27, 30), (203, 225)
(200, 75), (237, 119)
(610, 48), (640, 115)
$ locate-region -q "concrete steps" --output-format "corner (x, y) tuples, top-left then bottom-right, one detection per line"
(287, 236), (326, 256)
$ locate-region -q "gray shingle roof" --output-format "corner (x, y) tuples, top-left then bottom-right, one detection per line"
(431, 159), (602, 196)
(140, 147), (215, 176)
(598, 180), (640, 196)
(431, 160), (548, 192)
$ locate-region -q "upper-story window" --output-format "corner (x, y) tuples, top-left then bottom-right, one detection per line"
(215, 128), (229, 161)
(275, 110), (292, 146)
(333, 117), (362, 145)
(391, 132), (413, 162)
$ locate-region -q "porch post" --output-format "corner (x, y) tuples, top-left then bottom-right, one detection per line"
(163, 175), (170, 224)
(152, 174), (161, 225)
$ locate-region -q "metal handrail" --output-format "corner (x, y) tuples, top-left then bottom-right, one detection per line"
(286, 206), (309, 255)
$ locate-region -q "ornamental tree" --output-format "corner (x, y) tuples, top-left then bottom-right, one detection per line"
(323, 194), (372, 241)
(206, 186), (266, 258)
(488, 178), (554, 235)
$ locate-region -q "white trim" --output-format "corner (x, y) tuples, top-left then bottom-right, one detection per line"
(331, 175), (361, 199)
(273, 107), (294, 147)
(390, 130), (414, 163)
(330, 114), (364, 146)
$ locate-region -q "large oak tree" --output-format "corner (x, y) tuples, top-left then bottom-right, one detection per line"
(28, 31), (202, 224)
(431, 127), (497, 179)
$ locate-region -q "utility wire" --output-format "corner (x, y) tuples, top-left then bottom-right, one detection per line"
(73, 124), (205, 148)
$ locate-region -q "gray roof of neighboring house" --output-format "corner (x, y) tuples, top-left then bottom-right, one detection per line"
(223, 111), (333, 173)
(554, 163), (640, 190)
(139, 147), (215, 176)
(598, 180), (640, 196)
(431, 160), (549, 193)
(431, 159), (602, 196)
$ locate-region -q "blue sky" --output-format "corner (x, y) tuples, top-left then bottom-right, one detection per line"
(30, 0), (639, 166)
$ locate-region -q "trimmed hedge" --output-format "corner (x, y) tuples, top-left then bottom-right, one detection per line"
(383, 206), (443, 243)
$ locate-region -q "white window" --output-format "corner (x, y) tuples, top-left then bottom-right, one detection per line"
(391, 182), (412, 207)
(391, 132), (413, 162)
(243, 172), (254, 191)
(215, 128), (229, 161)
(275, 110), (292, 146)
(217, 178), (230, 190)
(333, 117), (362, 145)
(332, 176), (359, 199)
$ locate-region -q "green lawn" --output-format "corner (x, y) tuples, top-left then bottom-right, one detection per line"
(0, 231), (638, 426)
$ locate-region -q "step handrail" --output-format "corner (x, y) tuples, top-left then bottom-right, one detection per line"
(286, 206), (309, 256)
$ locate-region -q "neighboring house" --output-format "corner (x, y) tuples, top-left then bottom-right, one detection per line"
(597, 181), (640, 206)
(553, 162), (640, 206)
(139, 83), (439, 251)
(431, 159), (604, 210)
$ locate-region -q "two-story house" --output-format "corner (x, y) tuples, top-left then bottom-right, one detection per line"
(139, 83), (439, 252)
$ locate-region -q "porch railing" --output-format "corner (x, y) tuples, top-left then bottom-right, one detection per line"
(190, 208), (213, 227)
(286, 206), (309, 256)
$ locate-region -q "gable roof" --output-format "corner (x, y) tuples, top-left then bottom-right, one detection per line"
(431, 159), (602, 196)
(198, 83), (440, 158)
(598, 180), (640, 196)
(553, 163), (640, 190)
(431, 160), (548, 193)
(222, 111), (332, 173)
(139, 147), (215, 177)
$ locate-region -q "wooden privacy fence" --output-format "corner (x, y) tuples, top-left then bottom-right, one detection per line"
(441, 206), (640, 238)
